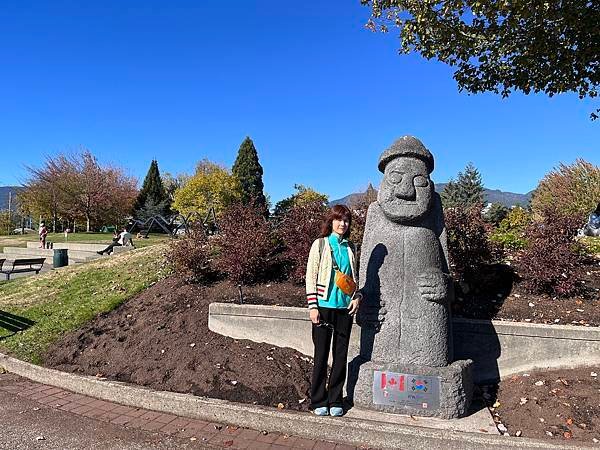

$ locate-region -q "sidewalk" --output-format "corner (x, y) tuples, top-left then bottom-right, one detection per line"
(0, 372), (359, 450)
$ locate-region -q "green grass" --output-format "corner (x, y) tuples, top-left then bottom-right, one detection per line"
(579, 236), (600, 256)
(0, 232), (170, 253)
(0, 244), (173, 364)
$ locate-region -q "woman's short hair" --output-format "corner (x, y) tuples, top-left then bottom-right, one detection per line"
(319, 204), (352, 239)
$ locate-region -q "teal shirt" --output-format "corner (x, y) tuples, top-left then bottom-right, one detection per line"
(318, 233), (352, 309)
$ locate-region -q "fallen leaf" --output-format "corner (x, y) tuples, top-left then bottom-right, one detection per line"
(478, 428), (489, 433)
(534, 380), (545, 386)
(564, 431), (572, 439)
(223, 440), (233, 447)
(519, 398), (528, 405)
(277, 403), (284, 409)
(515, 430), (522, 437)
(566, 418), (573, 425)
(493, 400), (501, 408)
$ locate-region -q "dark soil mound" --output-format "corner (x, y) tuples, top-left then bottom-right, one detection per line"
(492, 367), (600, 444)
(452, 258), (600, 326)
(43, 276), (312, 411)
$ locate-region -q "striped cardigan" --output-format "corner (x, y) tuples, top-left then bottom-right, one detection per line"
(305, 237), (358, 310)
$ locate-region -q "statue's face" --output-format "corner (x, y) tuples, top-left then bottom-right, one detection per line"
(378, 157), (433, 223)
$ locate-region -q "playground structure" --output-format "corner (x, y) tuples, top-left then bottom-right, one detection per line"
(127, 207), (218, 238)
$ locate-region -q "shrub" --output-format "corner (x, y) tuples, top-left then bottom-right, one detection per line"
(579, 236), (600, 256)
(170, 226), (215, 283)
(483, 203), (509, 226)
(531, 159), (600, 219)
(278, 200), (328, 283)
(490, 207), (532, 251)
(518, 210), (583, 297)
(444, 205), (503, 283)
(214, 201), (276, 285)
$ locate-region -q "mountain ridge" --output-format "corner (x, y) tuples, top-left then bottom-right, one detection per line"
(331, 183), (533, 208)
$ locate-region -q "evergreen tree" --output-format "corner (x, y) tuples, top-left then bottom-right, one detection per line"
(441, 163), (485, 208)
(232, 137), (268, 215)
(440, 179), (461, 208)
(456, 163), (485, 206)
(135, 160), (169, 218)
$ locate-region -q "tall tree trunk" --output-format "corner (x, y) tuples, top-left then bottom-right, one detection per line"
(86, 214), (91, 232)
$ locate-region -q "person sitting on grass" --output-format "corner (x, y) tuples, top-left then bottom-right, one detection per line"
(97, 228), (135, 255)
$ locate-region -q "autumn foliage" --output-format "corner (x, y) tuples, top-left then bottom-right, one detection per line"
(518, 210), (584, 297)
(214, 201), (276, 285)
(278, 200), (328, 283)
(170, 226), (215, 283)
(444, 205), (503, 283)
(20, 149), (137, 232)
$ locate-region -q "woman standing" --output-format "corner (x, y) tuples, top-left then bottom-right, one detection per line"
(305, 204), (361, 416)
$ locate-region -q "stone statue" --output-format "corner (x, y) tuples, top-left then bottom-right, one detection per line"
(349, 136), (473, 419)
(358, 135), (453, 366)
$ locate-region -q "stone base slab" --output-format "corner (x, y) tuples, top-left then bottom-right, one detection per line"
(349, 358), (474, 419)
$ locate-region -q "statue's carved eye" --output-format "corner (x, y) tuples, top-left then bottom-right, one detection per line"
(387, 171), (403, 184)
(414, 176), (429, 187)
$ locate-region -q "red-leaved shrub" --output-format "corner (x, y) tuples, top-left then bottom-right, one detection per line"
(518, 210), (584, 297)
(170, 226), (215, 283)
(214, 201), (276, 285)
(444, 205), (503, 283)
(278, 200), (328, 283)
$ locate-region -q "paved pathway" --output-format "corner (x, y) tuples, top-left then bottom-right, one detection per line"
(0, 372), (364, 450)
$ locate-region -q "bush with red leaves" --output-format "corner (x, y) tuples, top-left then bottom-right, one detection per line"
(518, 210), (584, 297)
(277, 200), (328, 283)
(444, 205), (503, 283)
(170, 226), (216, 283)
(214, 201), (276, 285)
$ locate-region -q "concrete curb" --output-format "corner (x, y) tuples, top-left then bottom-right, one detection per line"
(208, 303), (600, 383)
(0, 352), (593, 449)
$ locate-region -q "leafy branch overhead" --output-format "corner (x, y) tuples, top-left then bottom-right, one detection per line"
(362, 1), (599, 113)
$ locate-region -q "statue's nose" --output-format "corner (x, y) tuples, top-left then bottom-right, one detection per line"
(394, 178), (416, 200)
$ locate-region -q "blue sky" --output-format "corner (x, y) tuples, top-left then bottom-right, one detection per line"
(0, 1), (598, 203)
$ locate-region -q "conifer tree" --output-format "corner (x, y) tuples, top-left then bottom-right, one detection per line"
(456, 163), (484, 206)
(441, 163), (485, 208)
(134, 160), (169, 218)
(232, 137), (268, 215)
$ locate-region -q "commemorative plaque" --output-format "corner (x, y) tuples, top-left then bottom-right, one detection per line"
(372, 370), (441, 410)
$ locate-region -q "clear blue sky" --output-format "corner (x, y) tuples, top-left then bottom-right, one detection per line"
(0, 1), (598, 203)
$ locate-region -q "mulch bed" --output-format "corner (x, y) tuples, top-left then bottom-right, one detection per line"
(489, 367), (600, 444)
(42, 253), (599, 441)
(451, 257), (600, 326)
(43, 276), (313, 411)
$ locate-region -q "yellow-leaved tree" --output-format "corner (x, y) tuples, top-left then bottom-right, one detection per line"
(531, 159), (600, 220)
(172, 160), (242, 218)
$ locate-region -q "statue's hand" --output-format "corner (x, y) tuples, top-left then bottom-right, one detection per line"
(417, 271), (450, 304)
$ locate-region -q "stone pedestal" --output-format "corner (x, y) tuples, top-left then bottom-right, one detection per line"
(349, 358), (474, 419)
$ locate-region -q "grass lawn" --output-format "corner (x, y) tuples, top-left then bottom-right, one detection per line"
(0, 244), (172, 364)
(0, 232), (170, 253)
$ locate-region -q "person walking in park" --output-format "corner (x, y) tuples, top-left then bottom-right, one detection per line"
(305, 204), (362, 417)
(97, 227), (135, 255)
(38, 221), (48, 248)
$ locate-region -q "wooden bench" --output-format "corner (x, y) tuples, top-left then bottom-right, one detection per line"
(1, 258), (46, 280)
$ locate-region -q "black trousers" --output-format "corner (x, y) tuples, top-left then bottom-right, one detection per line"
(100, 242), (122, 255)
(310, 307), (353, 409)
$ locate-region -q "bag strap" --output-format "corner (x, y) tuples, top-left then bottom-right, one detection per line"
(329, 245), (341, 271)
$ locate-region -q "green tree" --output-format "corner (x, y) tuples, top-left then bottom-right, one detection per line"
(172, 160), (242, 218)
(273, 184), (329, 217)
(531, 159), (600, 220)
(440, 178), (461, 208)
(363, 1), (599, 118)
(483, 202), (509, 226)
(441, 163), (484, 208)
(134, 160), (169, 218)
(232, 137), (268, 215)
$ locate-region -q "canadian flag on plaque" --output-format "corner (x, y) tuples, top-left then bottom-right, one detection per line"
(380, 372), (405, 392)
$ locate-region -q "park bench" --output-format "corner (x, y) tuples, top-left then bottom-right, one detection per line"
(0, 257), (46, 280)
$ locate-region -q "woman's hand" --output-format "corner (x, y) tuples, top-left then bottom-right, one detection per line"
(348, 294), (361, 315)
(309, 309), (320, 324)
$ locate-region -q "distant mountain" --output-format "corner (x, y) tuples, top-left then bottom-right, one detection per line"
(331, 183), (532, 208)
(0, 186), (23, 210)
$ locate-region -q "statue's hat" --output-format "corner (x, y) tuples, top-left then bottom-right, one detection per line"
(378, 136), (434, 174)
